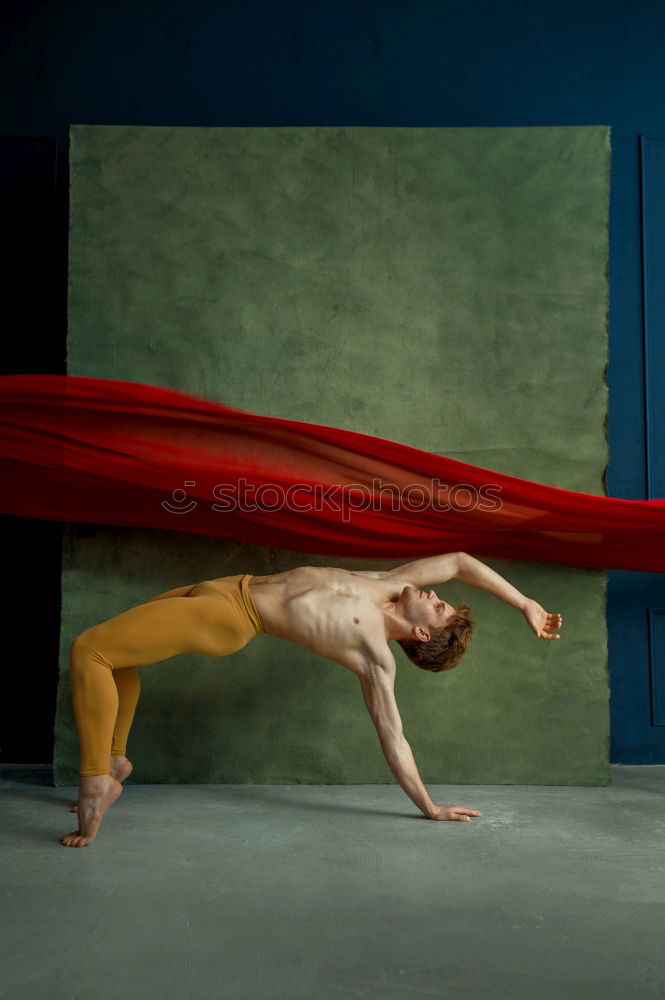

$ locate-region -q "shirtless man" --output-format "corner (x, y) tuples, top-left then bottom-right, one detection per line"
(62, 550), (562, 847)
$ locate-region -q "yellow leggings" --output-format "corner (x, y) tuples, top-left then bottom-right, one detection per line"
(68, 574), (264, 776)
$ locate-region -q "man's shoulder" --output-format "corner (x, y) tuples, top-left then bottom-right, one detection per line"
(333, 635), (397, 680)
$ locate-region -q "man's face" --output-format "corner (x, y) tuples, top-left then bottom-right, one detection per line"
(399, 584), (457, 635)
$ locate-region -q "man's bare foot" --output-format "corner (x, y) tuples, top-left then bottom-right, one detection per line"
(69, 754), (132, 813)
(110, 753), (133, 782)
(61, 773), (122, 847)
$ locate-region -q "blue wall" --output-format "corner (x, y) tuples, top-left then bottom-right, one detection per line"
(2, 0), (663, 761)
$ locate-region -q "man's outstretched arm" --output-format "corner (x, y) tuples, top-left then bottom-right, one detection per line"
(454, 553), (563, 639)
(358, 657), (482, 823)
(386, 551), (463, 588)
(389, 550), (524, 606)
(454, 552), (527, 610)
(389, 551), (562, 640)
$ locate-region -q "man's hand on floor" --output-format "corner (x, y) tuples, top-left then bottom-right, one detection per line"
(428, 804), (483, 822)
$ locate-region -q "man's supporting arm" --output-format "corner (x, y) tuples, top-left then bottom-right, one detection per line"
(358, 663), (436, 819)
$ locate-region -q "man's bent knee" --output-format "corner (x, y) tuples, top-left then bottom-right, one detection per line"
(71, 631), (94, 651)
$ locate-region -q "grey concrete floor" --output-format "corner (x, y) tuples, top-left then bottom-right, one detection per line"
(2, 765), (665, 1000)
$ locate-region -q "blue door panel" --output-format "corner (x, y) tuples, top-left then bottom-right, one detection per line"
(608, 136), (665, 762)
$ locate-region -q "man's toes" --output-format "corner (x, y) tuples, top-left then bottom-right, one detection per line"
(61, 835), (89, 847)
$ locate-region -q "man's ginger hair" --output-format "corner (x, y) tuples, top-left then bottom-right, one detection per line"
(397, 603), (474, 673)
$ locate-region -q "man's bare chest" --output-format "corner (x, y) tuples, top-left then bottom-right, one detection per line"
(280, 584), (386, 663)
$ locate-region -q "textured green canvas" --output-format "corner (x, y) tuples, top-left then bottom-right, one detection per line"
(55, 124), (610, 787)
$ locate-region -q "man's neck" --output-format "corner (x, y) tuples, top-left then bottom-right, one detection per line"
(382, 599), (411, 642)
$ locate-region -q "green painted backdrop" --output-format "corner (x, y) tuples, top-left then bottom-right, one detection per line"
(54, 125), (610, 787)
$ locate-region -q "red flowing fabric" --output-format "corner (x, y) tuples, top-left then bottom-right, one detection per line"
(0, 373), (663, 572)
